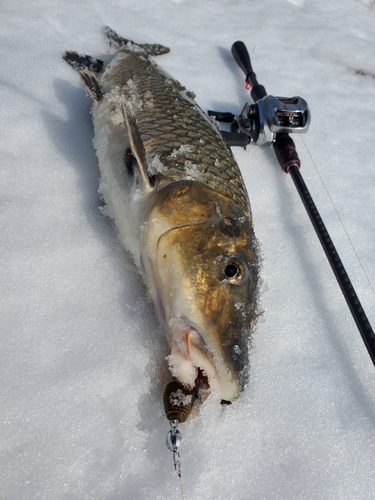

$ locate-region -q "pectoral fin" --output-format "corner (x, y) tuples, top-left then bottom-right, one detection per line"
(120, 99), (153, 192)
(78, 71), (102, 101)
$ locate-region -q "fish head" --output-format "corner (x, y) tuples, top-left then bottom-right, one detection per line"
(144, 182), (260, 402)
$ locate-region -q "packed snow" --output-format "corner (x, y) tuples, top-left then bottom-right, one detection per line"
(1, 0), (375, 498)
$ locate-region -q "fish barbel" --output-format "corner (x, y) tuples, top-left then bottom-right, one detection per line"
(63, 27), (260, 402)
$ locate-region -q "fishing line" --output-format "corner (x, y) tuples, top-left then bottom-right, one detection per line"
(166, 419), (185, 500)
(300, 135), (375, 299)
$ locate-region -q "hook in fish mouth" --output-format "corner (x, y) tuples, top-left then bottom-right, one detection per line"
(166, 317), (240, 402)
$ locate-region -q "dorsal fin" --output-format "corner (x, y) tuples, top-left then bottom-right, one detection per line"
(63, 51), (104, 72)
(120, 99), (153, 192)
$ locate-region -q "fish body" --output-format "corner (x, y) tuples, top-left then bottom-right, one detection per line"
(64, 28), (259, 402)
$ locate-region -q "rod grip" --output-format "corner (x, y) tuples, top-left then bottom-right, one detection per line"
(273, 133), (301, 173)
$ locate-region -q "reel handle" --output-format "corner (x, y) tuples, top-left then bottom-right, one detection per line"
(231, 41), (267, 102)
(231, 41), (253, 79)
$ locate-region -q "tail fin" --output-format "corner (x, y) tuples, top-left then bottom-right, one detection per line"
(104, 26), (170, 56)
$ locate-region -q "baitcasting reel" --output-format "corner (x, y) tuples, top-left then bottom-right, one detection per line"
(208, 41), (310, 148)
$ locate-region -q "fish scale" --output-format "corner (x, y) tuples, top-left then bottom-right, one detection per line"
(101, 50), (250, 212)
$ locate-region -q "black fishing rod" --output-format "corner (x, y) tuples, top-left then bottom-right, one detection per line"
(209, 41), (375, 366)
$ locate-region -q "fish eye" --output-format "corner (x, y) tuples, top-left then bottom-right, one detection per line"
(223, 259), (246, 284)
(225, 264), (238, 278)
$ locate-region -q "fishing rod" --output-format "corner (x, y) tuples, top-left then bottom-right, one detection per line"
(208, 41), (375, 367)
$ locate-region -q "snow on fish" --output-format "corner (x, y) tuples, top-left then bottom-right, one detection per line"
(63, 27), (260, 406)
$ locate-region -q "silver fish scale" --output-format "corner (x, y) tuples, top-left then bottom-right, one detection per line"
(101, 50), (250, 212)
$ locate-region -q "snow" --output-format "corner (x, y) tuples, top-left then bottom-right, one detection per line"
(1, 0), (375, 498)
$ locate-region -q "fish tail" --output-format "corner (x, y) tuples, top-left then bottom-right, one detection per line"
(103, 26), (130, 49)
(104, 26), (170, 56)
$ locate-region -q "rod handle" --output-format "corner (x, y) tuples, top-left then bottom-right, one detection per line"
(273, 133), (301, 173)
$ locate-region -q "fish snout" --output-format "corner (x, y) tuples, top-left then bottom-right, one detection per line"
(167, 318), (242, 402)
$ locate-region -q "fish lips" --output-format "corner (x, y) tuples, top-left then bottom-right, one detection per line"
(166, 317), (242, 402)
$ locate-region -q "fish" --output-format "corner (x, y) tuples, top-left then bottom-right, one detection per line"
(63, 27), (260, 403)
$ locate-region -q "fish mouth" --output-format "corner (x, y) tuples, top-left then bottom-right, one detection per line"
(166, 317), (240, 402)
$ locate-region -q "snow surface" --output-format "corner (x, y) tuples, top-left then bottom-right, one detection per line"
(1, 0), (375, 498)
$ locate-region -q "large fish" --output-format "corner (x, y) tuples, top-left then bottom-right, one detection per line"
(63, 27), (260, 403)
